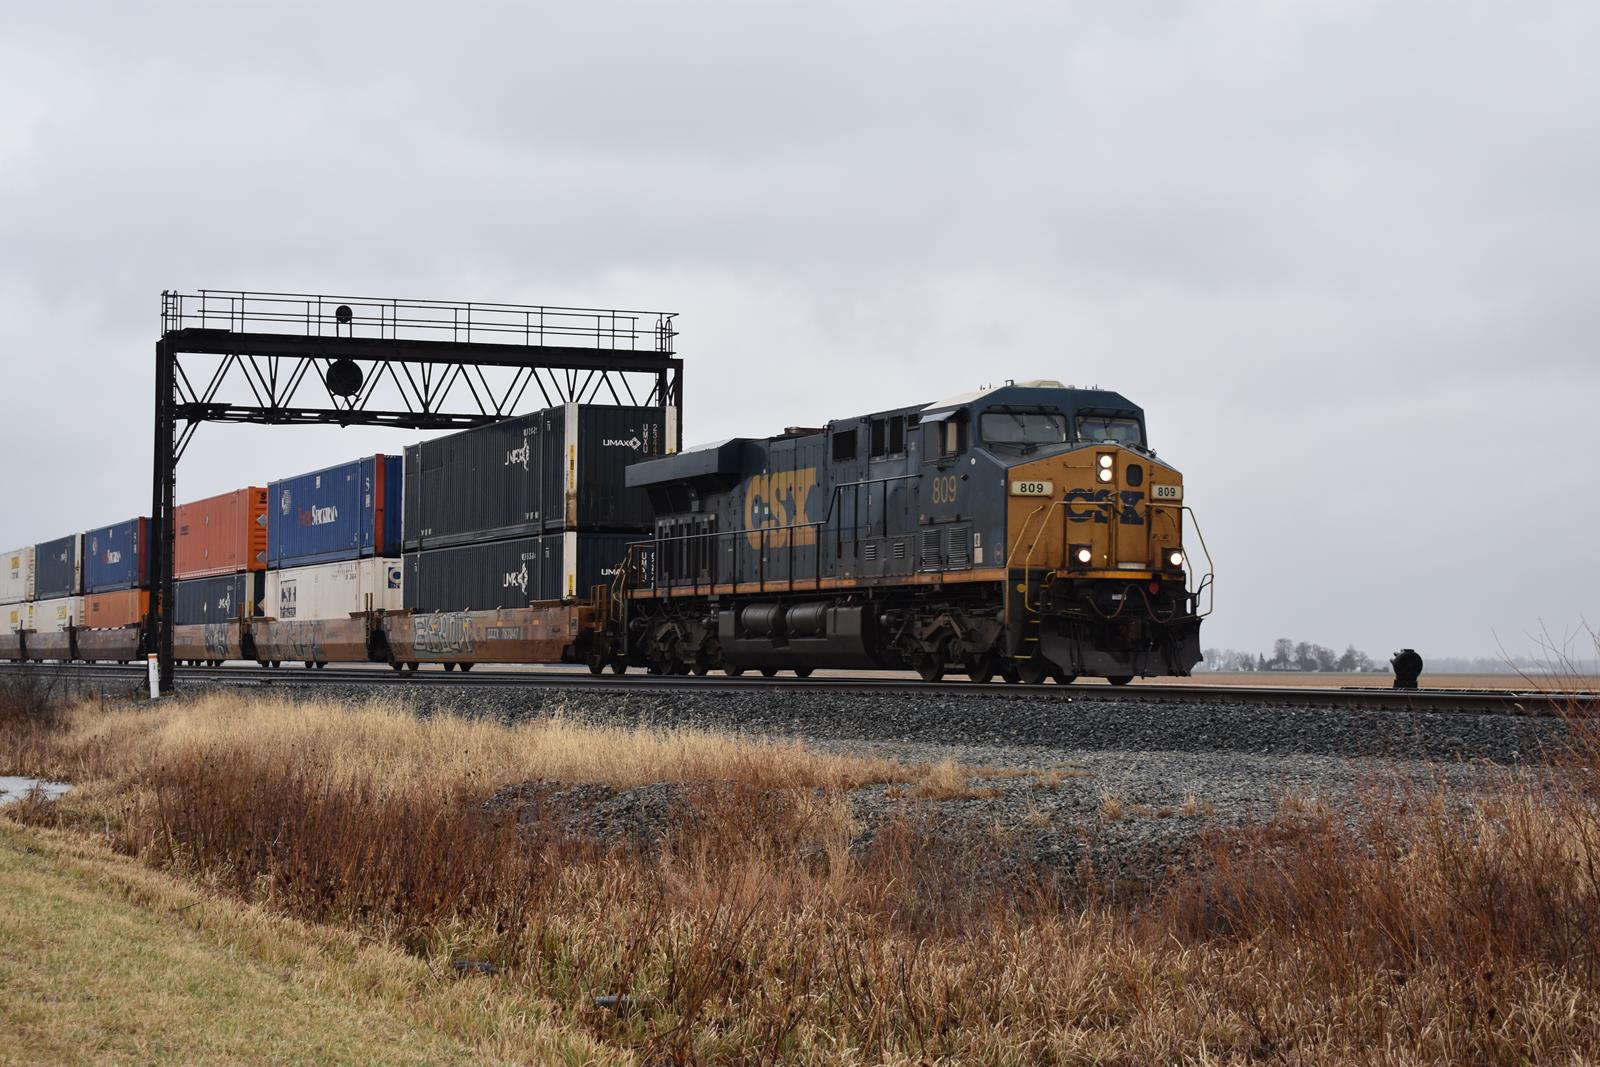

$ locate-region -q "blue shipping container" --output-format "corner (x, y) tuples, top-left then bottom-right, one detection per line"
(83, 518), (149, 593)
(34, 534), (81, 599)
(267, 455), (402, 568)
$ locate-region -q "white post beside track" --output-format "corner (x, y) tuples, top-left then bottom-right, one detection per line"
(147, 654), (160, 700)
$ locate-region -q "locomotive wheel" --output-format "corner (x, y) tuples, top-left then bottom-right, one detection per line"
(965, 657), (995, 684)
(691, 662), (709, 676)
(793, 667), (813, 678)
(917, 658), (945, 683)
(459, 663), (473, 672)
(610, 660), (627, 675)
(999, 662), (1022, 684)
(1018, 660), (1050, 685)
(589, 660), (604, 675)
(647, 663), (665, 675)
(760, 666), (779, 678)
(1106, 675), (1134, 686)
(725, 666), (745, 677)
(1051, 673), (1077, 685)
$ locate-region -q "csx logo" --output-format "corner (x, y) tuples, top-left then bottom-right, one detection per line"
(744, 468), (819, 549)
(1065, 488), (1145, 526)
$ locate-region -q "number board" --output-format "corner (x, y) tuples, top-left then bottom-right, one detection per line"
(1009, 480), (1054, 497)
(1151, 484), (1183, 501)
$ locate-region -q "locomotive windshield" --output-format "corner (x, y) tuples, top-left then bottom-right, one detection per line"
(980, 410), (1067, 448)
(1075, 414), (1144, 447)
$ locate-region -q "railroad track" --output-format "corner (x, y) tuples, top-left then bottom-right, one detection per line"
(2, 661), (1590, 715)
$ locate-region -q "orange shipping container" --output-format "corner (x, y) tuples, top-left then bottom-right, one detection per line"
(174, 488), (269, 579)
(83, 589), (151, 629)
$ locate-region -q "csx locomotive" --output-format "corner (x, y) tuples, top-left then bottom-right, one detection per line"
(620, 380), (1209, 683)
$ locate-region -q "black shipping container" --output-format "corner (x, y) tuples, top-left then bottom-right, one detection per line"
(34, 534), (82, 599)
(173, 572), (265, 625)
(403, 532), (637, 612)
(403, 404), (666, 551)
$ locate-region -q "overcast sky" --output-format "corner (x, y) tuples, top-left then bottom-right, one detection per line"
(2, 1), (1595, 662)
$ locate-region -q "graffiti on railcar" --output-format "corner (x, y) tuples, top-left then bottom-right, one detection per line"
(412, 612), (476, 654)
(281, 621), (327, 661)
(201, 623), (233, 659)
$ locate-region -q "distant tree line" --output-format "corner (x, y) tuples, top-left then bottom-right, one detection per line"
(1200, 640), (1382, 673)
(1200, 643), (1599, 674)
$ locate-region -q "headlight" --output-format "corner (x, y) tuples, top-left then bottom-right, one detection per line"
(1070, 544), (1093, 567)
(1097, 454), (1114, 469)
(1167, 549), (1184, 568)
(1095, 467), (1114, 483)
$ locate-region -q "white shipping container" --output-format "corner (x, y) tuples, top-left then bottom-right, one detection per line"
(30, 597), (83, 634)
(265, 557), (403, 620)
(0, 546), (34, 605)
(2, 601), (32, 634)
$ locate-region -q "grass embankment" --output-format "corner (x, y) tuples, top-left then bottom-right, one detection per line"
(5, 677), (1600, 1063)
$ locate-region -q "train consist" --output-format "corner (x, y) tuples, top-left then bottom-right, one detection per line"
(0, 382), (1209, 683)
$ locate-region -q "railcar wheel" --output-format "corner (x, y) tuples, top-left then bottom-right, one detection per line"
(725, 666), (745, 677)
(759, 666), (779, 678)
(459, 663), (473, 672)
(258, 660), (270, 668)
(406, 661), (419, 672)
(610, 660), (627, 675)
(1051, 673), (1077, 685)
(589, 661), (604, 675)
(272, 660), (281, 668)
(444, 662), (457, 672)
(1018, 660), (1050, 685)
(647, 663), (665, 675)
(304, 660), (314, 670)
(793, 667), (813, 678)
(316, 662), (327, 670)
(391, 662), (404, 671)
(1106, 675), (1133, 687)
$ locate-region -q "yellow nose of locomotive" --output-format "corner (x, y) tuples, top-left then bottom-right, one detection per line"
(1004, 446), (1186, 577)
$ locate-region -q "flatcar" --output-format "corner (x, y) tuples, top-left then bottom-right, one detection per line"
(617, 380), (1209, 683)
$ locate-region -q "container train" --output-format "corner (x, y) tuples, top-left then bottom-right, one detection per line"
(0, 382), (1209, 683)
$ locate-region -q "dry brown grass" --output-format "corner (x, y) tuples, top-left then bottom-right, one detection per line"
(5, 685), (1600, 1063)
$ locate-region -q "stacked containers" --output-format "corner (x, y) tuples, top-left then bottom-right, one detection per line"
(264, 456), (404, 620)
(82, 517), (151, 629)
(268, 456), (402, 567)
(173, 488), (268, 625)
(0, 547), (33, 637)
(32, 534), (83, 634)
(402, 404), (664, 612)
(265, 558), (403, 620)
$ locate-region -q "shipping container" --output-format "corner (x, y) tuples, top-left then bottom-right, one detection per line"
(403, 404), (665, 551)
(173, 572), (265, 626)
(0, 546), (33, 605)
(34, 535), (82, 599)
(2, 601), (31, 634)
(267, 456), (403, 567)
(175, 488), (268, 579)
(30, 596), (83, 633)
(83, 517), (150, 593)
(264, 557), (403, 620)
(402, 531), (634, 613)
(83, 588), (151, 629)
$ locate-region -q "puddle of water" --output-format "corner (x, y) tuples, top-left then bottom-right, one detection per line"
(0, 776), (72, 805)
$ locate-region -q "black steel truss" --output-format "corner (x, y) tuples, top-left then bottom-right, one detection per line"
(149, 289), (681, 690)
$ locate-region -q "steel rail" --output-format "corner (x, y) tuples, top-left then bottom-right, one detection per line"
(2, 662), (1590, 716)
